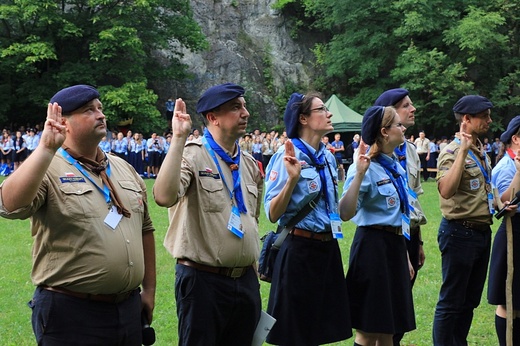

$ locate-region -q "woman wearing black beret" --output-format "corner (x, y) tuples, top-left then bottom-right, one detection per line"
(339, 106), (416, 346)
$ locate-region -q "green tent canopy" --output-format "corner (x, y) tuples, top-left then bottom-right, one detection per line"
(325, 94), (363, 132)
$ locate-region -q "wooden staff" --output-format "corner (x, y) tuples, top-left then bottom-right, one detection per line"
(506, 213), (513, 346)
(506, 188), (515, 346)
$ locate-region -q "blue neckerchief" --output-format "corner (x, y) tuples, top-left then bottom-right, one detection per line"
(453, 138), (491, 184)
(375, 154), (410, 216)
(58, 147), (111, 203)
(202, 129), (247, 214)
(292, 138), (332, 211)
(394, 141), (407, 171)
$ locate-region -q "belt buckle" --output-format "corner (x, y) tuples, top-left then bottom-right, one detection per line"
(230, 267), (244, 279)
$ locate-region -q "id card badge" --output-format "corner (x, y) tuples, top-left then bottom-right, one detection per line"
(227, 206), (244, 239)
(329, 212), (343, 239)
(402, 214), (411, 240)
(407, 187), (417, 213)
(488, 192), (495, 214)
(104, 205), (123, 230)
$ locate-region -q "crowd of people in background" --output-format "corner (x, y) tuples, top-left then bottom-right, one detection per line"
(0, 122), (507, 181)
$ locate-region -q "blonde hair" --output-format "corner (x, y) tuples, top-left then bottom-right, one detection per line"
(367, 106), (397, 158)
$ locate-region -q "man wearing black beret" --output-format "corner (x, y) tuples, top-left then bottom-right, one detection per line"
(0, 85), (156, 345)
(154, 83), (263, 345)
(433, 94), (494, 345)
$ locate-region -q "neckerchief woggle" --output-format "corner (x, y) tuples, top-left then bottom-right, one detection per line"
(394, 141), (407, 171)
(375, 154), (410, 217)
(291, 138), (334, 211)
(202, 129), (247, 214)
(454, 137), (494, 214)
(58, 147), (111, 203)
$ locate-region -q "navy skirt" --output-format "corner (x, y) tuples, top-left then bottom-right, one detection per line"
(488, 214), (520, 308)
(346, 226), (415, 334)
(266, 233), (352, 346)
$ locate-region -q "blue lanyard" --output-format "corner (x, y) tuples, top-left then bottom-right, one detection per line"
(201, 137), (239, 203)
(58, 148), (112, 203)
(454, 138), (491, 184)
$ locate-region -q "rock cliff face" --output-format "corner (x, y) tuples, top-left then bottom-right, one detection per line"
(163, 0), (318, 130)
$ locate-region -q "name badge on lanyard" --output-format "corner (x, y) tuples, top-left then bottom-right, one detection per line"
(228, 206), (244, 238)
(329, 212), (343, 239)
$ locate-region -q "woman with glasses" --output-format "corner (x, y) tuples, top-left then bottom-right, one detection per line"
(263, 92), (352, 345)
(339, 106), (415, 346)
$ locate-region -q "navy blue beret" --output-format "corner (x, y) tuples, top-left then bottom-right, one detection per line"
(452, 95), (493, 115)
(50, 85), (100, 114)
(362, 106), (385, 146)
(500, 115), (520, 144)
(374, 88), (409, 107)
(283, 93), (305, 139)
(196, 83), (245, 114)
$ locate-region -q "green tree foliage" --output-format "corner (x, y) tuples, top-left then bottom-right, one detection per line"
(274, 0), (520, 137)
(0, 0), (207, 134)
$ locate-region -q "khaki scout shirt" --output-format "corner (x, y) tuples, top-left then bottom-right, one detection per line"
(403, 142), (427, 227)
(164, 138), (263, 267)
(0, 154), (154, 294)
(436, 138), (493, 224)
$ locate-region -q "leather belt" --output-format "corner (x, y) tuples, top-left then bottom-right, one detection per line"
(290, 228), (334, 241)
(452, 219), (490, 232)
(42, 286), (136, 304)
(177, 259), (251, 279)
(370, 225), (403, 235)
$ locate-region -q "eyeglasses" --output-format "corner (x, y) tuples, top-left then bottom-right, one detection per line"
(310, 105), (329, 113)
(386, 122), (404, 129)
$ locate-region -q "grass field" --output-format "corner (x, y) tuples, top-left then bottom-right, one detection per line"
(0, 177), (500, 345)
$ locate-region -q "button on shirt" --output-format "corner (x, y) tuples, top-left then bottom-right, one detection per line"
(264, 140), (338, 232)
(343, 154), (406, 227)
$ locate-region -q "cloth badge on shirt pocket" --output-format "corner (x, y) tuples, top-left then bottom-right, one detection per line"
(470, 178), (480, 190)
(386, 196), (397, 209)
(308, 179), (319, 193)
(59, 176), (86, 183)
(198, 171), (220, 179)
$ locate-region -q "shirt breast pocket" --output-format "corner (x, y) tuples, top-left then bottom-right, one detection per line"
(118, 180), (144, 213)
(58, 183), (97, 218)
(300, 168), (320, 195)
(376, 183), (398, 209)
(199, 177), (225, 212)
(245, 184), (258, 215)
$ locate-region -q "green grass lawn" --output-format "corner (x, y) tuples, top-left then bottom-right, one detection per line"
(0, 177), (499, 345)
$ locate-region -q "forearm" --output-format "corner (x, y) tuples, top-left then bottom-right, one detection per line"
(268, 176), (299, 223)
(438, 151), (468, 199)
(502, 171), (520, 203)
(1, 145), (56, 211)
(153, 137), (186, 207)
(339, 173), (363, 221)
(141, 231), (156, 292)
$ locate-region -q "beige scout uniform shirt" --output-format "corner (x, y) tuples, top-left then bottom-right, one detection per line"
(164, 138), (263, 268)
(0, 154), (154, 294)
(403, 142), (427, 227)
(414, 137), (430, 155)
(436, 137), (493, 224)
